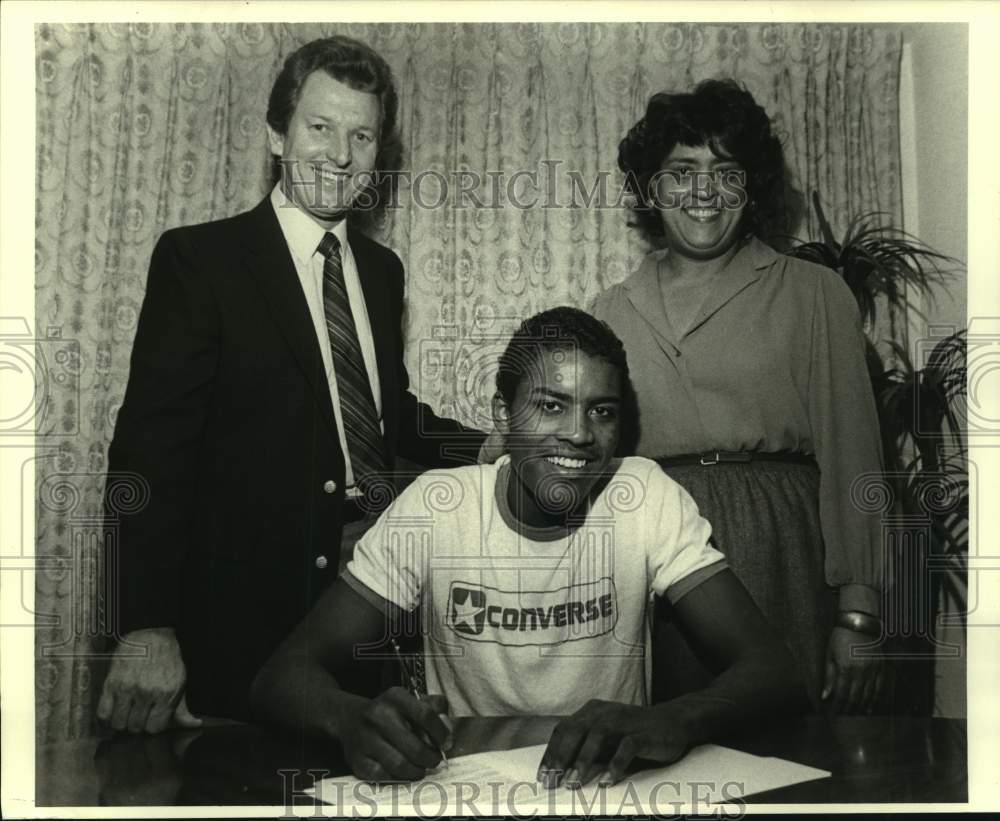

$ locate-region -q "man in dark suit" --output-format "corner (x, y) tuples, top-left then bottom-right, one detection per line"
(98, 36), (484, 732)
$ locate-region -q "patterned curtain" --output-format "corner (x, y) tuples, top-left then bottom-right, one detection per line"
(34, 21), (902, 741)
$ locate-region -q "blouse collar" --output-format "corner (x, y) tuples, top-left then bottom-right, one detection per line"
(623, 236), (780, 341)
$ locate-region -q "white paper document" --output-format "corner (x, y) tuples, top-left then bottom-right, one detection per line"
(307, 743), (831, 815)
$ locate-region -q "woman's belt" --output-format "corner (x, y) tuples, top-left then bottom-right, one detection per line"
(656, 450), (817, 468)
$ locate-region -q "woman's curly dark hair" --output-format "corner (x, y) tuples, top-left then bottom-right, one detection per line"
(619, 79), (786, 242)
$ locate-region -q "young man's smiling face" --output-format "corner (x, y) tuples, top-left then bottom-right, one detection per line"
(494, 344), (622, 529)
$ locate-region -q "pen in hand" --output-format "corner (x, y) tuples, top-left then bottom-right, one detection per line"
(390, 637), (449, 769)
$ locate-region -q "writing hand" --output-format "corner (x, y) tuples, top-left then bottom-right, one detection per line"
(339, 687), (452, 783)
(537, 700), (689, 789)
(97, 627), (201, 734)
(822, 626), (884, 714)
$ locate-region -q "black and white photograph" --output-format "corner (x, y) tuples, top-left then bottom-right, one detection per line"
(1, 0), (997, 815)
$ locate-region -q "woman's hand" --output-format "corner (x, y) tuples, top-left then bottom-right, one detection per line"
(338, 687), (452, 783)
(537, 700), (690, 789)
(822, 627), (885, 714)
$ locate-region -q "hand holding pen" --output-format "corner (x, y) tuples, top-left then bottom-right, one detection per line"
(336, 667), (452, 782)
(391, 637), (450, 769)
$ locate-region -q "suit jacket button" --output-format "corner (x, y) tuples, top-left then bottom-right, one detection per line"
(323, 480), (337, 494)
(315, 555), (329, 570)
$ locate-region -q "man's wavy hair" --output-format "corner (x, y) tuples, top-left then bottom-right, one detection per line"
(265, 36), (402, 218)
(495, 307), (639, 456)
(619, 79), (786, 243)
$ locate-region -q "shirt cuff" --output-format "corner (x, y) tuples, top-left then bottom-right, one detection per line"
(837, 583), (880, 617)
(342, 569), (407, 619)
(664, 560), (729, 605)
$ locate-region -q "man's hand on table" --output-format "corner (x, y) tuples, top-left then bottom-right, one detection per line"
(537, 700), (689, 789)
(97, 627), (203, 733)
(338, 687), (452, 783)
(822, 626), (885, 714)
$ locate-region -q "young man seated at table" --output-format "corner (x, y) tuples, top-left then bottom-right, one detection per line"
(251, 307), (806, 787)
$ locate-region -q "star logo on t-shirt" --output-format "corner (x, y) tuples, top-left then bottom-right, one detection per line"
(449, 586), (486, 635)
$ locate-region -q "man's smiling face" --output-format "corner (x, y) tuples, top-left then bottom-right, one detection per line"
(267, 70), (380, 228)
(495, 344), (622, 528)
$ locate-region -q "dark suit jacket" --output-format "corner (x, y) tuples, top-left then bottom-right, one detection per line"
(106, 197), (483, 719)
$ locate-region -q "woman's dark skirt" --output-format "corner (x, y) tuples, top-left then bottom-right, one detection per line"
(655, 459), (836, 709)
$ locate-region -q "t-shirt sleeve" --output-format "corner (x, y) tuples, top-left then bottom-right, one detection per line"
(345, 477), (435, 612)
(641, 462), (727, 602)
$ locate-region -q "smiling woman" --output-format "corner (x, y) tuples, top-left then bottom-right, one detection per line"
(592, 79), (887, 714)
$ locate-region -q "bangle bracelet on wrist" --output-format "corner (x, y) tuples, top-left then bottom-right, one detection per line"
(835, 610), (882, 637)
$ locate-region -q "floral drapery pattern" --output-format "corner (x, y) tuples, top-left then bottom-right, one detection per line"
(34, 22), (902, 741)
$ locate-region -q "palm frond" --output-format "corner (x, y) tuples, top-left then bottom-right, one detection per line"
(810, 191), (841, 252)
(785, 201), (963, 329)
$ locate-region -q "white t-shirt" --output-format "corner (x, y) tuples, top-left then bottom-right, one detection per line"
(345, 455), (726, 716)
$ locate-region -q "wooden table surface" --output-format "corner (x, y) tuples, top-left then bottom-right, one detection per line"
(36, 715), (966, 807)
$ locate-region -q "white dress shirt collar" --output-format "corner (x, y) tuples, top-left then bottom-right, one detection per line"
(267, 183), (383, 493)
(270, 183), (350, 265)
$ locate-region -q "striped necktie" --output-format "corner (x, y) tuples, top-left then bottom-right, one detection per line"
(317, 232), (387, 492)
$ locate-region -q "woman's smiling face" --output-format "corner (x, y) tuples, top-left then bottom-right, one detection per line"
(653, 142), (748, 261)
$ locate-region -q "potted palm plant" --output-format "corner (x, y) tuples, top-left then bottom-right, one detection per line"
(785, 193), (967, 715)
